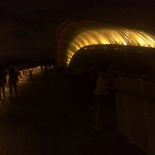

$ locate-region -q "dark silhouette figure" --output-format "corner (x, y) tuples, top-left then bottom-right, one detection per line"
(0, 65), (7, 99)
(44, 65), (48, 76)
(29, 69), (33, 82)
(8, 65), (18, 98)
(93, 63), (112, 130)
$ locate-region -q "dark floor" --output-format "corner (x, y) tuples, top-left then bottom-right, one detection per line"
(0, 71), (148, 155)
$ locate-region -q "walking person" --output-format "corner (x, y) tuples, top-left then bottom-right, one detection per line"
(8, 64), (19, 99)
(29, 69), (33, 83)
(93, 62), (112, 130)
(0, 64), (7, 99)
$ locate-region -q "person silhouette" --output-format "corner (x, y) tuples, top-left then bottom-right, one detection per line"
(93, 62), (112, 130)
(0, 64), (7, 99)
(29, 69), (33, 82)
(8, 64), (18, 98)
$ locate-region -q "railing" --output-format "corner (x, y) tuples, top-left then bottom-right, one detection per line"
(114, 74), (155, 104)
(114, 73), (155, 155)
(18, 66), (41, 80)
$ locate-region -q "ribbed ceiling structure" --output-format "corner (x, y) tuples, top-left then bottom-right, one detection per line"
(56, 20), (155, 68)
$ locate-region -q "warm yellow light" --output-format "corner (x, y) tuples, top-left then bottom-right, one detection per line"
(56, 21), (155, 67)
(66, 28), (155, 65)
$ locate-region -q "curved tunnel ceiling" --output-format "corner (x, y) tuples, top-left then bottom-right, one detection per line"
(56, 20), (155, 68)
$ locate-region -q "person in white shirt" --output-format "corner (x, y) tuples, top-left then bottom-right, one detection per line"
(93, 62), (112, 130)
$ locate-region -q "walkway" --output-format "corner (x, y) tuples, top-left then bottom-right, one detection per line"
(0, 70), (148, 155)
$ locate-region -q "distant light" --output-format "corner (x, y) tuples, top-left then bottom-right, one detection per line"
(91, 47), (95, 49)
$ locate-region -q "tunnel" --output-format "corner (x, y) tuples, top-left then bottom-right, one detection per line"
(56, 20), (155, 154)
(55, 20), (155, 71)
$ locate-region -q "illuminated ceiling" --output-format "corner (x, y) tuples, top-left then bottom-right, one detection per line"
(56, 20), (155, 68)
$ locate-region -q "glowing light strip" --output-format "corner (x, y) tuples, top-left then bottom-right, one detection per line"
(56, 21), (155, 67)
(66, 28), (155, 64)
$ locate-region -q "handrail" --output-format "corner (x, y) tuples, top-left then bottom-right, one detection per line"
(117, 73), (155, 81)
(114, 74), (155, 103)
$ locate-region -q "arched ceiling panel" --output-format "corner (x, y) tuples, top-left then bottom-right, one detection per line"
(56, 20), (155, 68)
